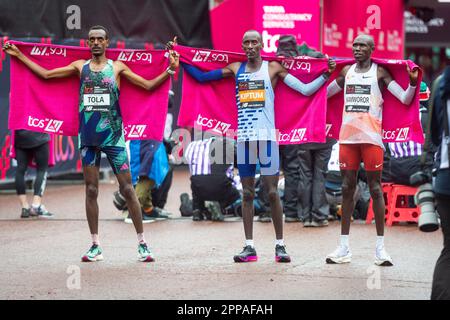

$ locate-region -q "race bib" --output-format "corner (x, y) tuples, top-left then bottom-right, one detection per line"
(345, 84), (371, 113)
(83, 84), (111, 112)
(238, 80), (265, 109)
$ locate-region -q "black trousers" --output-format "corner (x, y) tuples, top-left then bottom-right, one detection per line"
(15, 143), (49, 197)
(281, 144), (332, 221)
(190, 175), (240, 211)
(431, 193), (450, 300)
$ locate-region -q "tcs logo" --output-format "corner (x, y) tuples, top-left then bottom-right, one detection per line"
(124, 125), (147, 138)
(278, 128), (307, 143)
(196, 114), (231, 134)
(382, 127), (409, 141)
(191, 50), (229, 63)
(30, 46), (67, 57)
(117, 51), (152, 63)
(27, 116), (64, 133)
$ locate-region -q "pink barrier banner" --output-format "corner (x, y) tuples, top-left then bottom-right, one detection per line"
(327, 58), (424, 143)
(323, 0), (404, 59)
(176, 45), (329, 145)
(8, 41), (170, 141)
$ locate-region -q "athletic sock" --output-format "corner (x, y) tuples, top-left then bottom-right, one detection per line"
(245, 239), (254, 248)
(91, 234), (100, 246)
(340, 235), (349, 248)
(376, 236), (384, 249)
(275, 239), (285, 247)
(137, 233), (146, 244)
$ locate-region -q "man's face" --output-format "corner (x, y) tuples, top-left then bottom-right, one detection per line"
(87, 29), (109, 57)
(352, 37), (373, 62)
(242, 32), (262, 60)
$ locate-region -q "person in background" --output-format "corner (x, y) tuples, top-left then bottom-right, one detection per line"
(430, 65), (450, 300)
(276, 35), (334, 227)
(387, 82), (434, 185)
(12, 129), (54, 218)
(184, 137), (240, 222)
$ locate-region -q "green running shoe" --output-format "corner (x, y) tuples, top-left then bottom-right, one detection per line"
(81, 244), (104, 262)
(138, 243), (155, 262)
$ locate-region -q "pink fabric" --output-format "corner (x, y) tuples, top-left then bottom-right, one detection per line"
(9, 131), (56, 167)
(8, 41), (170, 141)
(176, 45), (329, 144)
(327, 58), (424, 143)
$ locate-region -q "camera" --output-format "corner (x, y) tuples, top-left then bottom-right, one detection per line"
(113, 190), (127, 211)
(410, 171), (439, 232)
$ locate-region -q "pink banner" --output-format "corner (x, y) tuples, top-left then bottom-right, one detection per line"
(210, 0), (320, 55)
(176, 45), (329, 145)
(8, 41), (170, 141)
(327, 59), (424, 143)
(255, 0), (321, 54)
(323, 0), (404, 59)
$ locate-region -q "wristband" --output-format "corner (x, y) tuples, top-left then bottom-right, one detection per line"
(166, 67), (175, 75)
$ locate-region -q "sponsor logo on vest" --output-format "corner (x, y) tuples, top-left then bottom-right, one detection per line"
(192, 50), (229, 63)
(125, 124), (147, 138)
(30, 46), (66, 57)
(27, 116), (64, 133)
(118, 51), (152, 63)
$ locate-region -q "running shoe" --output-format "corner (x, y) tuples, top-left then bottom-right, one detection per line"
(285, 215), (300, 223)
(311, 219), (329, 227)
(31, 205), (54, 218)
(258, 212), (272, 223)
(144, 207), (170, 221)
(375, 246), (394, 266)
(192, 209), (204, 221)
(124, 212), (155, 224)
(233, 245), (258, 263)
(326, 245), (352, 264)
(138, 243), (155, 262)
(275, 244), (291, 263)
(303, 220), (313, 227)
(20, 208), (31, 218)
(81, 244), (104, 262)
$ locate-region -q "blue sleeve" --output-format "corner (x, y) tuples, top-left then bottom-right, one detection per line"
(182, 62), (224, 83)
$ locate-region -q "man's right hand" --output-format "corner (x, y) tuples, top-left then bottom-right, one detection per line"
(165, 36), (178, 50)
(2, 42), (22, 57)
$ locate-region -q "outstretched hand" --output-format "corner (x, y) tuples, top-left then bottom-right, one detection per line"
(165, 36), (178, 50)
(407, 64), (419, 86)
(169, 50), (180, 71)
(2, 42), (21, 57)
(327, 57), (336, 74)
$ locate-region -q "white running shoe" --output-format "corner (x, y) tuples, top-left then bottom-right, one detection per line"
(326, 245), (352, 264)
(374, 246), (394, 266)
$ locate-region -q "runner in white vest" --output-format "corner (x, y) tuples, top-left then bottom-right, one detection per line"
(326, 35), (419, 266)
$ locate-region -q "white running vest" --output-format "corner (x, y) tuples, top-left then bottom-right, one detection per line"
(236, 61), (276, 142)
(340, 62), (384, 148)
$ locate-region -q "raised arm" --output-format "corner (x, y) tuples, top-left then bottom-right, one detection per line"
(275, 59), (336, 96)
(117, 50), (179, 91)
(166, 35), (235, 83)
(2, 42), (81, 79)
(379, 65), (418, 105)
(182, 62), (235, 83)
(327, 65), (350, 98)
